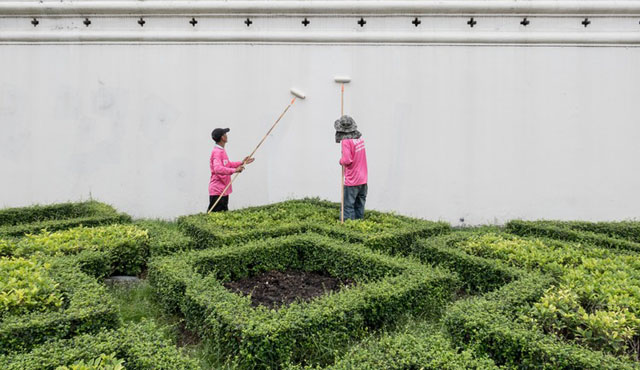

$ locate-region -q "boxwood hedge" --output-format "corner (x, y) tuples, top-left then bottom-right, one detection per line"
(178, 198), (449, 254)
(316, 325), (499, 370)
(2, 224), (150, 277)
(444, 231), (640, 367)
(0, 201), (131, 237)
(506, 220), (640, 253)
(0, 320), (198, 369)
(149, 233), (460, 369)
(510, 220), (640, 243)
(0, 256), (118, 354)
(134, 219), (194, 257)
(444, 273), (638, 369)
(409, 232), (524, 294)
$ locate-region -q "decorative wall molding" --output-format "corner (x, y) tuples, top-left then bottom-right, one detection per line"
(3, 1), (640, 16)
(2, 1), (640, 45)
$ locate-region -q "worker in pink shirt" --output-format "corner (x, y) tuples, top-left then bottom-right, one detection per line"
(335, 115), (368, 220)
(208, 128), (254, 212)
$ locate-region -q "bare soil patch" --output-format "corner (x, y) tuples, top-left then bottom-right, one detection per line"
(224, 270), (355, 309)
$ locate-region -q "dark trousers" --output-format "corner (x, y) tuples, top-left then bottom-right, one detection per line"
(208, 195), (229, 212)
(343, 184), (367, 220)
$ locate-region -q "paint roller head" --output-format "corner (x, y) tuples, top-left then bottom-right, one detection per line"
(334, 76), (351, 83)
(290, 88), (306, 99)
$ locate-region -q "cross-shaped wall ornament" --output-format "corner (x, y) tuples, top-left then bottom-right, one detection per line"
(190, 17), (198, 27)
(412, 17), (421, 27)
(245, 18), (253, 27)
(83, 18), (91, 27)
(582, 18), (591, 27)
(358, 17), (366, 27)
(138, 17), (146, 27)
(521, 17), (530, 26)
(302, 18), (310, 27)
(31, 18), (39, 27)
(467, 17), (477, 28)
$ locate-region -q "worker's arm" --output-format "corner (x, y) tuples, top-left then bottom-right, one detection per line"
(339, 140), (354, 166)
(213, 155), (237, 175)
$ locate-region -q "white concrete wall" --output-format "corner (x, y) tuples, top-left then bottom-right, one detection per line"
(1, 1), (640, 225)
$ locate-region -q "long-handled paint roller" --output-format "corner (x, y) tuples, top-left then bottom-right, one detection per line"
(334, 76), (351, 224)
(207, 88), (307, 214)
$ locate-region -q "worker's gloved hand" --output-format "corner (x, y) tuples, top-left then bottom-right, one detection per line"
(244, 156), (255, 164)
(235, 165), (245, 173)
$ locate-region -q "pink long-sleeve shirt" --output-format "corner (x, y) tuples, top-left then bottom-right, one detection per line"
(209, 145), (243, 196)
(339, 138), (368, 186)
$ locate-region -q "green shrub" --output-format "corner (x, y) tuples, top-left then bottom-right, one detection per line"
(449, 232), (640, 362)
(444, 273), (639, 369)
(0, 257), (64, 318)
(513, 220), (640, 243)
(530, 255), (640, 358)
(55, 352), (125, 370)
(0, 320), (199, 369)
(506, 220), (640, 253)
(149, 233), (460, 369)
(0, 256), (119, 354)
(410, 232), (523, 294)
(319, 326), (499, 370)
(179, 199), (449, 253)
(0, 201), (131, 237)
(9, 225), (149, 277)
(134, 220), (194, 256)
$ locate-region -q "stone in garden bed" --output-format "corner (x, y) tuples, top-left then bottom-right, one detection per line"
(104, 275), (142, 285)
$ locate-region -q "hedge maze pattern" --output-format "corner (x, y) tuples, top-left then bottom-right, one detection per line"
(2, 199), (640, 368)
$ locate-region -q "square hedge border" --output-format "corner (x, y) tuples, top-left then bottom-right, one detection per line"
(6, 224), (151, 278)
(442, 264), (638, 369)
(178, 199), (450, 255)
(506, 220), (640, 253)
(0, 321), (198, 370)
(0, 201), (131, 237)
(0, 256), (119, 354)
(149, 233), (460, 369)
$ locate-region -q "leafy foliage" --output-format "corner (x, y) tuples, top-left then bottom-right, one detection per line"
(317, 324), (499, 369)
(0, 257), (63, 318)
(0, 321), (199, 369)
(452, 232), (640, 360)
(506, 220), (640, 253)
(179, 198), (449, 254)
(8, 225), (149, 276)
(55, 353), (125, 370)
(0, 256), (118, 354)
(149, 233), (460, 369)
(0, 201), (131, 237)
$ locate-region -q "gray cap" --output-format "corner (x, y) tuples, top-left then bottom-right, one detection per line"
(334, 115), (362, 143)
(334, 115), (357, 133)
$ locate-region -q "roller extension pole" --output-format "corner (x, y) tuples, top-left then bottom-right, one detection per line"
(334, 76), (351, 224)
(208, 88), (306, 213)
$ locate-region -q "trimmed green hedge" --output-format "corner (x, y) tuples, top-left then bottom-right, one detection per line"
(0, 256), (119, 354)
(316, 325), (499, 370)
(0, 201), (131, 237)
(509, 220), (640, 243)
(149, 233), (460, 369)
(3, 225), (150, 277)
(0, 320), (199, 369)
(450, 231), (640, 360)
(134, 220), (194, 257)
(178, 198), (449, 254)
(506, 220), (640, 253)
(409, 232), (524, 294)
(443, 273), (638, 369)
(0, 257), (63, 318)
